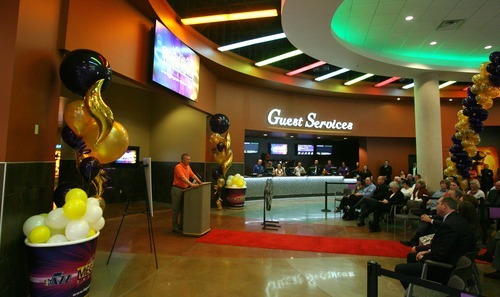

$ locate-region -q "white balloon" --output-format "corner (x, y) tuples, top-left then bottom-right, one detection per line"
(90, 217), (105, 231)
(46, 208), (69, 230)
(227, 175), (234, 180)
(87, 197), (100, 207)
(226, 179), (233, 187)
(83, 205), (103, 224)
(65, 219), (90, 241)
(47, 234), (68, 243)
(23, 215), (46, 237)
(234, 173), (241, 179)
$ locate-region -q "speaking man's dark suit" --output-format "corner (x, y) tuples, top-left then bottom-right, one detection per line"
(395, 211), (477, 288)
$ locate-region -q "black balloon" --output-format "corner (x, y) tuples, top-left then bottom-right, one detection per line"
(211, 167), (222, 181)
(488, 74), (500, 87)
(53, 181), (79, 207)
(216, 141), (226, 152)
(61, 125), (80, 148)
(486, 63), (499, 75)
(209, 114), (230, 134)
(489, 51), (500, 64)
(59, 49), (112, 97)
(449, 144), (464, 155)
(79, 157), (102, 182)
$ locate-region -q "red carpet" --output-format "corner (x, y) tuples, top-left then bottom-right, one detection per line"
(196, 229), (409, 258)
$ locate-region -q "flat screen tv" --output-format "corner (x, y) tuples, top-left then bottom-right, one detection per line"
(114, 146), (140, 165)
(244, 142), (259, 154)
(297, 144), (314, 155)
(269, 143), (288, 155)
(316, 144), (332, 155)
(152, 20), (200, 101)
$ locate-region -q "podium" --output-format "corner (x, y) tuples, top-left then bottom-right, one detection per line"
(182, 182), (212, 236)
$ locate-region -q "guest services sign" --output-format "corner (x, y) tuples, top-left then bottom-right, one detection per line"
(267, 108), (354, 131)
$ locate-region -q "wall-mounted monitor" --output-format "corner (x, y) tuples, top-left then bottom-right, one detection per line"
(151, 20), (200, 101)
(269, 143), (288, 155)
(114, 146), (140, 165)
(244, 142), (259, 154)
(316, 144), (332, 155)
(297, 144), (314, 155)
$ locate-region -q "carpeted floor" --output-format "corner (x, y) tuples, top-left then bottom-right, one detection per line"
(196, 228), (409, 258)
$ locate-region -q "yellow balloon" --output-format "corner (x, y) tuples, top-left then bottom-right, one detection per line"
(65, 188), (88, 204)
(63, 199), (87, 220)
(84, 79), (114, 145)
(217, 178), (225, 188)
(83, 121), (129, 164)
(482, 98), (493, 110)
(87, 229), (96, 238)
(64, 100), (95, 136)
(29, 226), (51, 243)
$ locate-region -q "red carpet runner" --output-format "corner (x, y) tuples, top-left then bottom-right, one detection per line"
(196, 229), (409, 258)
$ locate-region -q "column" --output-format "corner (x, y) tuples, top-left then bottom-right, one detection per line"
(414, 73), (443, 190)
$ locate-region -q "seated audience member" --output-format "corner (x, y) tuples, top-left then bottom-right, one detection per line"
(274, 163), (285, 176)
(354, 176), (390, 226)
(338, 161), (349, 177)
(467, 179), (485, 200)
(350, 162), (360, 178)
(406, 179), (430, 215)
(359, 165), (373, 181)
(427, 179), (450, 213)
(406, 174), (415, 186)
(399, 170), (407, 180)
(309, 159), (321, 176)
(483, 239), (500, 279)
(369, 181), (404, 232)
(460, 194), (479, 208)
(252, 159), (265, 176)
(484, 181), (500, 239)
(469, 165), (478, 181)
(264, 161), (275, 176)
(477, 233), (500, 264)
(336, 178), (365, 212)
(400, 180), (413, 200)
(322, 160), (333, 175)
(341, 177), (376, 220)
(394, 197), (477, 289)
(294, 162), (306, 176)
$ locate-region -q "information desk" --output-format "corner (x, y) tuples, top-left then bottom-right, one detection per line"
(244, 176), (356, 199)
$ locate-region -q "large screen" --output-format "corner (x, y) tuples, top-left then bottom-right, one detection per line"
(297, 144), (314, 155)
(152, 20), (200, 101)
(270, 143), (288, 155)
(316, 144), (332, 155)
(114, 146), (140, 164)
(244, 142), (259, 154)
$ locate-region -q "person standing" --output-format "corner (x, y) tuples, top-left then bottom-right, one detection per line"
(481, 163), (494, 193)
(379, 160), (392, 185)
(171, 153), (202, 233)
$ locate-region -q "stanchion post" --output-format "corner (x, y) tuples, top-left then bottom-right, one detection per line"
(367, 261), (379, 297)
(321, 182), (331, 212)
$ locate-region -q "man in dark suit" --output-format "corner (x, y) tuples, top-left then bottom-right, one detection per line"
(355, 176), (390, 226)
(369, 181), (404, 232)
(395, 196), (477, 289)
(481, 163), (494, 193)
(379, 160), (392, 185)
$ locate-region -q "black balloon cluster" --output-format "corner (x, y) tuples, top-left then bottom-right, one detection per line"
(444, 52), (500, 180)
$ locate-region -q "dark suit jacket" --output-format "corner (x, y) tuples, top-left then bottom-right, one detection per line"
(422, 211), (477, 265)
(372, 184), (390, 201)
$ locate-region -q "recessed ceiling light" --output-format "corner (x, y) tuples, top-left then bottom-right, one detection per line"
(218, 33), (286, 52)
(430, 41), (437, 46)
(343, 137), (347, 140)
(317, 136), (321, 139)
(449, 98), (453, 101)
(263, 133), (267, 137)
(405, 16), (414, 21)
(439, 81), (456, 89)
(181, 9), (278, 25)
(255, 49), (303, 67)
(290, 135), (294, 138)
(485, 45), (492, 49)
(402, 82), (414, 89)
(397, 97), (401, 101)
(344, 73), (374, 85)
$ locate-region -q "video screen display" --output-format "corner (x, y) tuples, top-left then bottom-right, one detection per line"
(244, 142), (259, 154)
(152, 20), (200, 101)
(315, 144), (332, 155)
(270, 143), (288, 155)
(297, 144), (314, 155)
(115, 146), (140, 164)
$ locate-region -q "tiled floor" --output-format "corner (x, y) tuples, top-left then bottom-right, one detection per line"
(90, 197), (499, 296)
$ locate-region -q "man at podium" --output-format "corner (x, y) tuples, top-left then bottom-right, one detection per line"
(171, 153), (202, 233)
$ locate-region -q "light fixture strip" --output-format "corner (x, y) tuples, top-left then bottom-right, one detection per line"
(344, 73), (374, 85)
(314, 68), (350, 81)
(402, 82), (414, 89)
(255, 50), (303, 67)
(181, 9), (278, 25)
(374, 76), (401, 87)
(218, 33), (286, 52)
(438, 81), (457, 89)
(286, 61), (326, 76)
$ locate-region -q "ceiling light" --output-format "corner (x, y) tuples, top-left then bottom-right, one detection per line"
(263, 133), (268, 136)
(343, 137), (347, 140)
(449, 98), (453, 101)
(397, 97), (401, 101)
(485, 45), (492, 49)
(290, 135), (294, 138)
(218, 33), (286, 52)
(255, 49), (303, 67)
(374, 76), (401, 87)
(317, 136), (321, 139)
(344, 73), (374, 85)
(181, 9), (278, 25)
(439, 81), (456, 89)
(402, 82), (414, 89)
(405, 16), (414, 21)
(315, 68), (350, 81)
(287, 61), (326, 76)
(430, 41), (437, 46)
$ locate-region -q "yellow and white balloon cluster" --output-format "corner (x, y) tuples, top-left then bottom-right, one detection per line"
(23, 189), (105, 244)
(225, 174), (246, 188)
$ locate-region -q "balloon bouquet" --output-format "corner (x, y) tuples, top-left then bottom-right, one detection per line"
(444, 52), (500, 188)
(209, 114), (233, 210)
(23, 49), (129, 244)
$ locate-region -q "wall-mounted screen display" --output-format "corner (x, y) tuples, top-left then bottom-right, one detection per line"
(244, 142), (259, 154)
(297, 144), (314, 155)
(316, 144), (332, 155)
(114, 146), (140, 164)
(152, 20), (200, 101)
(269, 143), (288, 155)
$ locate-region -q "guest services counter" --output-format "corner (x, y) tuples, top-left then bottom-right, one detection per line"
(244, 176), (357, 199)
